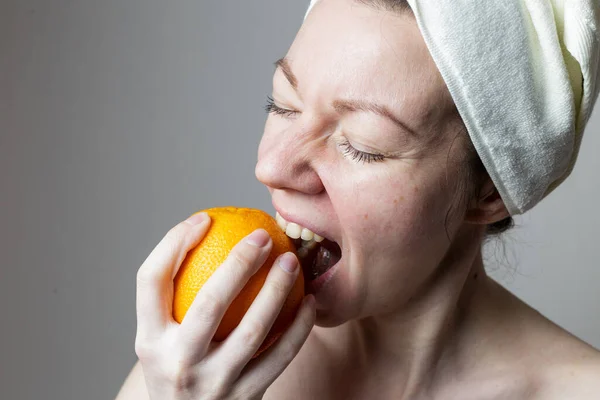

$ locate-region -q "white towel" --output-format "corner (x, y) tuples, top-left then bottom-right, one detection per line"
(305, 0), (600, 215)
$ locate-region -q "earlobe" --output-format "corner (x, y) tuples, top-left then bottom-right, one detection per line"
(464, 179), (510, 224)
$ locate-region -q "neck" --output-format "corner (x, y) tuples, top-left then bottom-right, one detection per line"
(349, 225), (488, 399)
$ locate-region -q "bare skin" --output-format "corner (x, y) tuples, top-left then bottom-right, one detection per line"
(265, 264), (600, 399)
(115, 0), (600, 399)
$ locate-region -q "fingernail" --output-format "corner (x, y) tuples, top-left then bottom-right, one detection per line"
(185, 212), (208, 225)
(278, 252), (298, 273)
(245, 229), (270, 247)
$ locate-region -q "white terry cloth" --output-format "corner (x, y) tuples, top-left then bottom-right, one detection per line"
(305, 0), (600, 215)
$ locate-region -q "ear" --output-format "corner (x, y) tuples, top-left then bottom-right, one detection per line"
(464, 177), (510, 224)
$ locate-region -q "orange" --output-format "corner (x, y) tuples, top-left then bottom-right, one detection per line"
(172, 207), (305, 358)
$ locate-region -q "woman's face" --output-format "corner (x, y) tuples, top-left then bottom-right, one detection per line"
(255, 0), (470, 326)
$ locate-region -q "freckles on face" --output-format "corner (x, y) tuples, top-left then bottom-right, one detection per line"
(333, 155), (456, 283)
(331, 176), (453, 318)
(336, 166), (441, 252)
(255, 0), (468, 321)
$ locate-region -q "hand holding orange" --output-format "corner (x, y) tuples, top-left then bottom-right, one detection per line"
(172, 207), (306, 358)
(135, 206), (314, 399)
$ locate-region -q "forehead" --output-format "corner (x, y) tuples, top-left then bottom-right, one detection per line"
(284, 0), (455, 127)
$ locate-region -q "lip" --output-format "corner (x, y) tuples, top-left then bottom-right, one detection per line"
(305, 255), (342, 296)
(273, 205), (338, 245)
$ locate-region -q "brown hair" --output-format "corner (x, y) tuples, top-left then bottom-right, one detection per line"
(353, 0), (413, 13)
(441, 123), (514, 241)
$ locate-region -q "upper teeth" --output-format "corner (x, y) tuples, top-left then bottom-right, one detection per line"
(276, 212), (324, 243)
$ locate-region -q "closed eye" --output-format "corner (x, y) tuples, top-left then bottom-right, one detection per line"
(339, 138), (386, 164)
(264, 95), (385, 164)
(265, 96), (299, 118)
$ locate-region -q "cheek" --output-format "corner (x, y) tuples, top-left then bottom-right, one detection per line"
(335, 170), (453, 251)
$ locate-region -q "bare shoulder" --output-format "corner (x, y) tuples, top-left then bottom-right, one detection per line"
(534, 348), (600, 400)
(479, 279), (600, 400)
(525, 313), (600, 399)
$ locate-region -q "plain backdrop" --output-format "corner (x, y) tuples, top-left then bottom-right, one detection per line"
(1, 1), (598, 399)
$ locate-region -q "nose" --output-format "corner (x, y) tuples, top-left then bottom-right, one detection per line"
(255, 126), (325, 195)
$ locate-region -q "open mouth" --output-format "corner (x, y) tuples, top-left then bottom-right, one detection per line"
(292, 237), (342, 284)
(275, 212), (342, 285)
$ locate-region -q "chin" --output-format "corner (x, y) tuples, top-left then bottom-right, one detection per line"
(314, 310), (350, 328)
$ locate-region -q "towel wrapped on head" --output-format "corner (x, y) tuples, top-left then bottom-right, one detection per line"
(305, 0), (600, 215)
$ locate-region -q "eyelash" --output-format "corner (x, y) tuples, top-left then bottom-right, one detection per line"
(264, 96), (385, 164)
(264, 96), (299, 118)
(339, 138), (386, 164)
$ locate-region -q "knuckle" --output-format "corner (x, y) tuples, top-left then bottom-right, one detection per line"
(135, 266), (157, 287)
(231, 249), (256, 270)
(165, 359), (193, 388)
(240, 318), (268, 345)
(134, 337), (155, 361)
(266, 278), (290, 301)
(175, 373), (199, 394)
(164, 226), (186, 251)
(196, 288), (226, 320)
(161, 359), (213, 397)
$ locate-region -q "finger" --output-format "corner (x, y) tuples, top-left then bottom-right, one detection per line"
(233, 294), (316, 396)
(136, 213), (211, 338)
(216, 252), (301, 370)
(177, 228), (273, 358)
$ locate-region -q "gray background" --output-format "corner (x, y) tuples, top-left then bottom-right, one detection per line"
(1, 1), (598, 399)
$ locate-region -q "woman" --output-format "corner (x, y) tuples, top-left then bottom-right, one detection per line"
(117, 0), (600, 398)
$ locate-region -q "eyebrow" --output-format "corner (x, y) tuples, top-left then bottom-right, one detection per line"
(274, 57), (298, 90)
(274, 57), (416, 136)
(333, 99), (417, 136)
